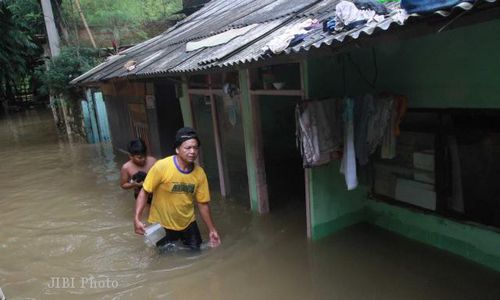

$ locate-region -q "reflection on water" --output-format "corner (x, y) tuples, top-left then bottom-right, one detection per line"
(1, 109), (500, 300)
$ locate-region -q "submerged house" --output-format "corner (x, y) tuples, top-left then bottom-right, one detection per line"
(72, 0), (500, 271)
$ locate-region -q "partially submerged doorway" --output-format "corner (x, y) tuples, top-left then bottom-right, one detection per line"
(188, 73), (249, 205)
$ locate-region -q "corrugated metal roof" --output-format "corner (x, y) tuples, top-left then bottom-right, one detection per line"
(285, 0), (500, 54)
(72, 0), (499, 85)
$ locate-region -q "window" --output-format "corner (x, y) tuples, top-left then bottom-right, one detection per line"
(373, 111), (439, 211)
(372, 109), (500, 229)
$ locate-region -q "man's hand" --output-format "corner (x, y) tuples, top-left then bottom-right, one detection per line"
(197, 202), (220, 248)
(130, 179), (143, 188)
(134, 189), (149, 235)
(134, 219), (145, 235)
(209, 230), (221, 248)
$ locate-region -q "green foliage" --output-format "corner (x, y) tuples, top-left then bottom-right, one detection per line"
(0, 1), (39, 75)
(7, 0), (45, 36)
(0, 0), (43, 102)
(60, 0), (183, 47)
(76, 0), (182, 24)
(36, 47), (104, 97)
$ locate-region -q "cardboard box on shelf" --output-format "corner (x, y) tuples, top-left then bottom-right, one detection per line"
(395, 178), (436, 210)
(413, 150), (435, 171)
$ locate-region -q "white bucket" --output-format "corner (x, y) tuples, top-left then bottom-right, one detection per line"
(144, 223), (165, 246)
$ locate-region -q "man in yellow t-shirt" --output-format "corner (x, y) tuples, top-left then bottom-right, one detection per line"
(134, 127), (221, 250)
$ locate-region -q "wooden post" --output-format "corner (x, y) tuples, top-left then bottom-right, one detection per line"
(301, 60), (313, 239)
(179, 76), (194, 127)
(239, 69), (269, 213)
(209, 93), (230, 198)
(60, 97), (74, 142)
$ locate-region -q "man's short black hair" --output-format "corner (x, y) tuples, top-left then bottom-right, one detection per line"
(174, 127), (200, 149)
(128, 138), (147, 155)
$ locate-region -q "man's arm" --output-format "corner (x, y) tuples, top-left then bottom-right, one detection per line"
(197, 202), (221, 247)
(120, 165), (141, 190)
(134, 188), (149, 235)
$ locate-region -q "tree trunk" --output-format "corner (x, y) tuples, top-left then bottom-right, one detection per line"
(53, 0), (70, 44)
(74, 0), (97, 48)
(49, 96), (59, 124)
(5, 80), (15, 103)
(60, 97), (73, 137)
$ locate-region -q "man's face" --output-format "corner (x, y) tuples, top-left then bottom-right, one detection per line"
(130, 154), (146, 167)
(176, 139), (199, 163)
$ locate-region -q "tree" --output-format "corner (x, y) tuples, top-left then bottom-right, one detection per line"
(35, 46), (102, 99)
(0, 0), (43, 111)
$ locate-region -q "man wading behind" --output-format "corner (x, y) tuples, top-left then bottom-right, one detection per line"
(120, 139), (156, 204)
(134, 127), (221, 249)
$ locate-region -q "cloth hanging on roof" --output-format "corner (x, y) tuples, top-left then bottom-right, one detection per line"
(354, 0), (390, 15)
(391, 8), (410, 24)
(323, 17), (336, 33)
(401, 0), (473, 14)
(263, 19), (318, 54)
(334, 1), (385, 32)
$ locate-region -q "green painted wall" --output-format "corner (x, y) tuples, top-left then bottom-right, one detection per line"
(309, 162), (367, 240)
(366, 201), (500, 271)
(306, 48), (369, 240)
(305, 18), (500, 270)
(309, 18), (500, 109)
(374, 19), (500, 109)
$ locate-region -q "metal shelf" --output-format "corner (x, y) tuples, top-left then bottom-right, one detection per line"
(249, 89), (303, 96)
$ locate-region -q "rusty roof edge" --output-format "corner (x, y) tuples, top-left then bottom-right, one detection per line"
(75, 0), (499, 84)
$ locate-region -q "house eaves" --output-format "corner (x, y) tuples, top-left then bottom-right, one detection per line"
(71, 0), (499, 86)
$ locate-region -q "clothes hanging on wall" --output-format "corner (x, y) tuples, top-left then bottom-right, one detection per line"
(366, 95), (394, 157)
(295, 99), (342, 167)
(295, 93), (407, 190)
(296, 102), (321, 166)
(354, 94), (374, 166)
(381, 95), (407, 159)
(340, 97), (358, 190)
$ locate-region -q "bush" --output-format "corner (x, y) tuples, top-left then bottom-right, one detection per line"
(36, 46), (103, 99)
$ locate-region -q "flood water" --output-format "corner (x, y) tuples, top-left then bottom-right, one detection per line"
(1, 109), (500, 300)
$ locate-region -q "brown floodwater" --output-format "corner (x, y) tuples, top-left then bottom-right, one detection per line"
(1, 109), (500, 300)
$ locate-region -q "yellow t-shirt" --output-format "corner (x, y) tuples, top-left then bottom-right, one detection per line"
(142, 156), (210, 231)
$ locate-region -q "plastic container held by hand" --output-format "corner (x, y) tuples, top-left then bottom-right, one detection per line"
(144, 223), (165, 247)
